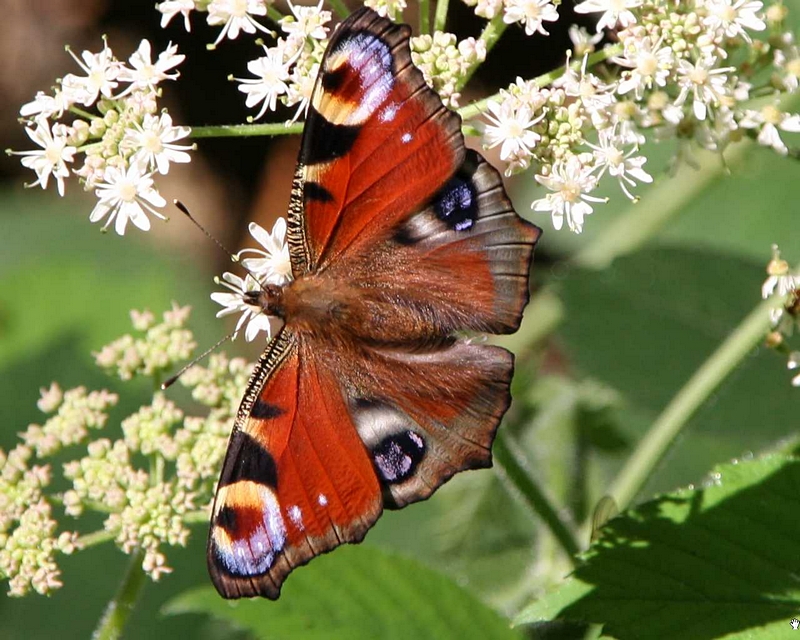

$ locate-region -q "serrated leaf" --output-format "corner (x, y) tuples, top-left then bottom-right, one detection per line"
(164, 545), (522, 640)
(515, 455), (800, 639)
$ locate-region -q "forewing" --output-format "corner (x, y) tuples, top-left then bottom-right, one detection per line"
(287, 7), (464, 274)
(328, 150), (541, 342)
(208, 330), (382, 599)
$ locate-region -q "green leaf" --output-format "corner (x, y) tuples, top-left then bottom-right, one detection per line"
(163, 545), (522, 640)
(556, 247), (797, 497)
(515, 455), (800, 639)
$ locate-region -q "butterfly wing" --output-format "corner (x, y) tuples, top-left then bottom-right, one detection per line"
(287, 6), (464, 275)
(208, 329), (382, 599)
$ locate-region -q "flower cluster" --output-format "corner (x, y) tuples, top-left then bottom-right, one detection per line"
(411, 32), (487, 107)
(477, 0), (800, 233)
(1, 306), (255, 595)
(94, 304), (197, 381)
(231, 1), (332, 122)
(211, 217), (292, 342)
(158, 0), (275, 46)
(9, 39), (192, 235)
(762, 245), (800, 386)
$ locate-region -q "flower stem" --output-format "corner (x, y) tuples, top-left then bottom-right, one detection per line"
(69, 105), (97, 121)
(434, 0), (449, 31)
(493, 431), (581, 560)
(267, 5), (283, 23)
(456, 15), (507, 92)
(77, 529), (116, 549)
(600, 298), (773, 516)
(327, 0), (350, 19)
(92, 549), (147, 640)
(189, 122), (304, 138)
(419, 0), (430, 34)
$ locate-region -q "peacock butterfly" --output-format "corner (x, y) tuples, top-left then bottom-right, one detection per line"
(207, 6), (541, 599)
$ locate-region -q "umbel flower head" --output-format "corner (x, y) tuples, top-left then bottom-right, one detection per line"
(1, 304), (258, 596)
(8, 38), (193, 235)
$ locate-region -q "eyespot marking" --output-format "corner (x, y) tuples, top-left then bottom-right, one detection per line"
(373, 430), (426, 484)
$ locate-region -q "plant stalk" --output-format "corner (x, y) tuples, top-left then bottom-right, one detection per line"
(92, 549), (147, 640)
(602, 298), (773, 515)
(419, 0), (430, 34)
(493, 431), (581, 560)
(434, 0), (450, 31)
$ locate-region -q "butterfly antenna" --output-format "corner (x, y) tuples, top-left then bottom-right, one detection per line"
(173, 200), (240, 262)
(173, 200), (268, 290)
(161, 331), (236, 390)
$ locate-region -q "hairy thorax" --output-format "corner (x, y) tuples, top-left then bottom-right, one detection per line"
(258, 271), (447, 347)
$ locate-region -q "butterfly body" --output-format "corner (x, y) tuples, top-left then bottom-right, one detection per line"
(208, 7), (541, 599)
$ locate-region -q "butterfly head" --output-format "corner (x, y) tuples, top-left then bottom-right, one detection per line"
(250, 283), (285, 319)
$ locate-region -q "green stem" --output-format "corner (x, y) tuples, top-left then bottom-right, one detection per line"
(456, 15), (507, 93)
(493, 431), (581, 560)
(434, 0), (449, 31)
(92, 549), (147, 640)
(77, 530), (116, 549)
(327, 0), (350, 19)
(69, 105), (97, 121)
(183, 510), (209, 525)
(602, 298), (773, 515)
(419, 0), (430, 34)
(267, 5), (283, 22)
(189, 122), (304, 138)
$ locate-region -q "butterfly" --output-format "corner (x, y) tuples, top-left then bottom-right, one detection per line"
(208, 6), (541, 599)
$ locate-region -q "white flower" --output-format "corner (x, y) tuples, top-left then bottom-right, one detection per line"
(363, 0), (407, 21)
(614, 35), (673, 100)
(702, 0), (765, 42)
(19, 90), (72, 120)
(774, 46), (800, 93)
(157, 0), (195, 31)
(238, 219), (293, 285)
(483, 99), (543, 162)
(207, 0), (270, 46)
(532, 155), (606, 233)
(473, 0), (503, 19)
(740, 105), (800, 155)
(587, 127), (652, 200)
(210, 272), (279, 341)
(281, 0), (332, 40)
(10, 117), (76, 196)
(762, 245), (798, 299)
(568, 25), (603, 56)
(63, 41), (121, 106)
(558, 54), (616, 115)
(573, 0), (643, 33)
(89, 164), (167, 235)
(502, 0), (559, 37)
(236, 45), (292, 119)
(118, 40), (184, 94)
(283, 61), (317, 123)
(123, 112), (193, 174)
(674, 57), (735, 121)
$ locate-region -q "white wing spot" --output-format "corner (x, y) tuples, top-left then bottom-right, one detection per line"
(287, 505), (304, 531)
(318, 493), (328, 507)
